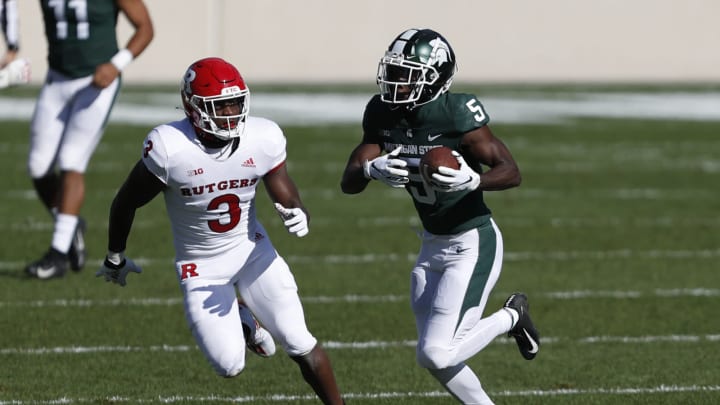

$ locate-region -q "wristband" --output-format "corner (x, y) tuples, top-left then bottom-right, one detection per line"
(107, 251), (125, 266)
(110, 49), (133, 71)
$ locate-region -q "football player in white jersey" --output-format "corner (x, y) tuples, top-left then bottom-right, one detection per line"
(96, 57), (345, 405)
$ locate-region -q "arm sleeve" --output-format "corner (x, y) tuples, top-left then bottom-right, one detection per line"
(1, 0), (20, 51)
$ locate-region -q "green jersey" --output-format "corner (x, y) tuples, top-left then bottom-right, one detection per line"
(362, 92), (492, 235)
(40, 0), (119, 78)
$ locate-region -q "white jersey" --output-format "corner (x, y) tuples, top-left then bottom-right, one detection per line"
(142, 117), (286, 260)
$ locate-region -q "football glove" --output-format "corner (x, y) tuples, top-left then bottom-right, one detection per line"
(274, 203), (309, 237)
(363, 146), (409, 188)
(431, 151), (481, 192)
(96, 253), (142, 287)
(0, 58), (31, 89)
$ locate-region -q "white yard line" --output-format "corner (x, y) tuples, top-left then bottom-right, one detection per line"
(5, 186), (719, 201)
(0, 247), (717, 275)
(0, 385), (718, 404)
(1, 248), (719, 271)
(2, 333), (719, 356)
(0, 289), (717, 309)
(3, 215), (720, 231)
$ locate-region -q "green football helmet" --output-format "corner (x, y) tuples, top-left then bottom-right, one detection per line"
(377, 28), (457, 108)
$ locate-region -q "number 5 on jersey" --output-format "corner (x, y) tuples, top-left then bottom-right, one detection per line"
(465, 99), (487, 123)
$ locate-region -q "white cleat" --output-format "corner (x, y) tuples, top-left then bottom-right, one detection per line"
(238, 302), (276, 357)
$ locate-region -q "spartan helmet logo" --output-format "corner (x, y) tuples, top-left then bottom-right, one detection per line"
(428, 37), (452, 67)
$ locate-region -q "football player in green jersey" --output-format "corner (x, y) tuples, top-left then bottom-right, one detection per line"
(25, 0), (154, 279)
(341, 28), (540, 404)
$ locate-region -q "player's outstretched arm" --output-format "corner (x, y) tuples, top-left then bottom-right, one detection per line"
(263, 162), (310, 237)
(102, 160), (164, 272)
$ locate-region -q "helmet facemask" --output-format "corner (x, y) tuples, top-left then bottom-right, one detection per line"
(186, 87), (249, 141)
(181, 57), (250, 145)
(378, 54), (440, 106)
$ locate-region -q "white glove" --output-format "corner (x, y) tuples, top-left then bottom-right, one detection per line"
(431, 151), (481, 192)
(274, 203), (309, 237)
(0, 58), (31, 89)
(95, 253), (142, 287)
(362, 146), (409, 188)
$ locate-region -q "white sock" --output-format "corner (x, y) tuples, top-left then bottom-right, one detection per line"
(51, 213), (78, 254)
(453, 309), (517, 363)
(504, 307), (519, 329)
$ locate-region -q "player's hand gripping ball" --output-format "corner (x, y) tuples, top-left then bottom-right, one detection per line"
(419, 146), (459, 184)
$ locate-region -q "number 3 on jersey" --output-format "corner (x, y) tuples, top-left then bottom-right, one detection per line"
(207, 194), (241, 233)
(466, 99), (487, 123)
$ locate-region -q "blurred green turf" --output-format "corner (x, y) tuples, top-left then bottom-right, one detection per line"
(0, 94), (718, 404)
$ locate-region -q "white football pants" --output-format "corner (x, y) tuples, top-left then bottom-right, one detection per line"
(28, 68), (120, 177)
(177, 224), (317, 376)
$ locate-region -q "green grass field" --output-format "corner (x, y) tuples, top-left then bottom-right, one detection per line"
(1, 89), (719, 404)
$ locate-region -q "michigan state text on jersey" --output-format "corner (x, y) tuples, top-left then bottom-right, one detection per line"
(362, 92), (492, 235)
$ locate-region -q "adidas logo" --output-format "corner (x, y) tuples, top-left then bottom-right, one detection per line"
(242, 157), (256, 167)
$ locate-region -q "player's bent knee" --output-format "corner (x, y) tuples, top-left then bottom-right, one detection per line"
(217, 367), (243, 378)
(280, 333), (318, 357)
(211, 353), (246, 377)
(27, 158), (53, 179)
(416, 345), (452, 369)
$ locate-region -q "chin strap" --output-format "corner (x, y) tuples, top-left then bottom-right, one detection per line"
(197, 130), (231, 148)
(229, 137), (240, 156)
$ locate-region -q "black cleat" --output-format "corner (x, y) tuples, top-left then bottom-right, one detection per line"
(25, 248), (68, 280)
(504, 293), (540, 360)
(68, 217), (86, 272)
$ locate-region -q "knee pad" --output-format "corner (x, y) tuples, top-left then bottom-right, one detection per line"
(279, 332), (317, 357)
(416, 345), (452, 370)
(211, 352), (245, 377)
(27, 153), (54, 179)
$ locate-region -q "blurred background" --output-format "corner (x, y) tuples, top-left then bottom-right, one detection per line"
(11, 0), (720, 85)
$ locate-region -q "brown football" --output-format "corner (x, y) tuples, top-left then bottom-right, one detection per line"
(420, 146), (459, 183)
